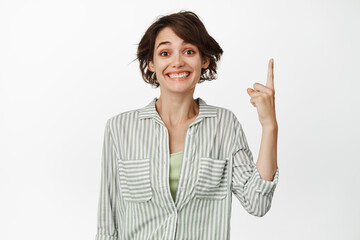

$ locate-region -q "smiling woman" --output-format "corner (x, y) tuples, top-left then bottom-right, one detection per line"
(147, 26), (210, 94)
(136, 11), (223, 88)
(96, 10), (279, 240)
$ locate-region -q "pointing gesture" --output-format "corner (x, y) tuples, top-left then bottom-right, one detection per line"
(247, 58), (277, 128)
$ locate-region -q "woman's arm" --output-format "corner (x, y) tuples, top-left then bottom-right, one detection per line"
(231, 119), (279, 217)
(256, 124), (278, 181)
(246, 58), (278, 181)
(96, 119), (120, 240)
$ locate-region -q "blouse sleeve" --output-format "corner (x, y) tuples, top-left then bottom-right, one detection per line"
(96, 119), (120, 240)
(231, 117), (279, 217)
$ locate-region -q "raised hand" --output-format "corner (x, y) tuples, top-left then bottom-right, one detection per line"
(246, 58), (277, 128)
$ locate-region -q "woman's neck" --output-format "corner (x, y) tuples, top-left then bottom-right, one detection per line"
(155, 95), (199, 127)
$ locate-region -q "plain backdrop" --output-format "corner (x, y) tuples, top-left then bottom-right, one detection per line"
(1, 0), (359, 239)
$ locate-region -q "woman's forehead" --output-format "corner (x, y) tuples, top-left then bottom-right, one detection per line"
(155, 27), (196, 49)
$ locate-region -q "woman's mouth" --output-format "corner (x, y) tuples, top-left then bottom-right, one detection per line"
(167, 71), (190, 81)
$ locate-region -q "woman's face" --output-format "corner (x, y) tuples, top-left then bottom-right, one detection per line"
(149, 27), (209, 94)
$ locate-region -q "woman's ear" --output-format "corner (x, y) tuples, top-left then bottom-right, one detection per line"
(148, 60), (155, 72)
(201, 57), (210, 69)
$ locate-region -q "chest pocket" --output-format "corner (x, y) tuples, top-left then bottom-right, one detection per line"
(118, 158), (152, 202)
(195, 157), (229, 200)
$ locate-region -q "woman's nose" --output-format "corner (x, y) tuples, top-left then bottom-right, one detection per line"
(171, 52), (185, 68)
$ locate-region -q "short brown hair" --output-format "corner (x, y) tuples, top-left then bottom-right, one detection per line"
(136, 10), (223, 88)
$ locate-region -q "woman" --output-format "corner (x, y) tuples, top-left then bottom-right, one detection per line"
(96, 10), (279, 240)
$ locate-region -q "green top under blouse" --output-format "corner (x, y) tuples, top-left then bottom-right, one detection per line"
(169, 151), (183, 202)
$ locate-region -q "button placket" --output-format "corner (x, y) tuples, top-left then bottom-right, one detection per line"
(174, 126), (195, 206)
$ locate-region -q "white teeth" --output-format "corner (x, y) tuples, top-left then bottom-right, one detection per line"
(168, 72), (189, 78)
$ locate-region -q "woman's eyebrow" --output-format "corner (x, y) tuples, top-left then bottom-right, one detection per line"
(156, 41), (191, 50)
(156, 41), (170, 50)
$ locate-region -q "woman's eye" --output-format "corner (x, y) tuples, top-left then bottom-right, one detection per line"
(185, 50), (195, 55)
(160, 51), (169, 56)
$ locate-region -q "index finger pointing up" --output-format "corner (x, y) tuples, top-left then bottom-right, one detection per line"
(266, 58), (274, 90)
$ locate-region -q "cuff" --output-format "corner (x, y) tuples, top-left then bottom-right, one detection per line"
(248, 167), (279, 196)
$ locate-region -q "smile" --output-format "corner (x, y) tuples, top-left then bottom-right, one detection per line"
(167, 71), (190, 79)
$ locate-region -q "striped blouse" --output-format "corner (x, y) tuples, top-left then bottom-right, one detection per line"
(96, 97), (279, 240)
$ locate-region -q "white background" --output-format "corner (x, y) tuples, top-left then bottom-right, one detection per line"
(1, 0), (359, 239)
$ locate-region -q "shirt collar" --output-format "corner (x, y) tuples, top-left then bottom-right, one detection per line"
(138, 97), (217, 125)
